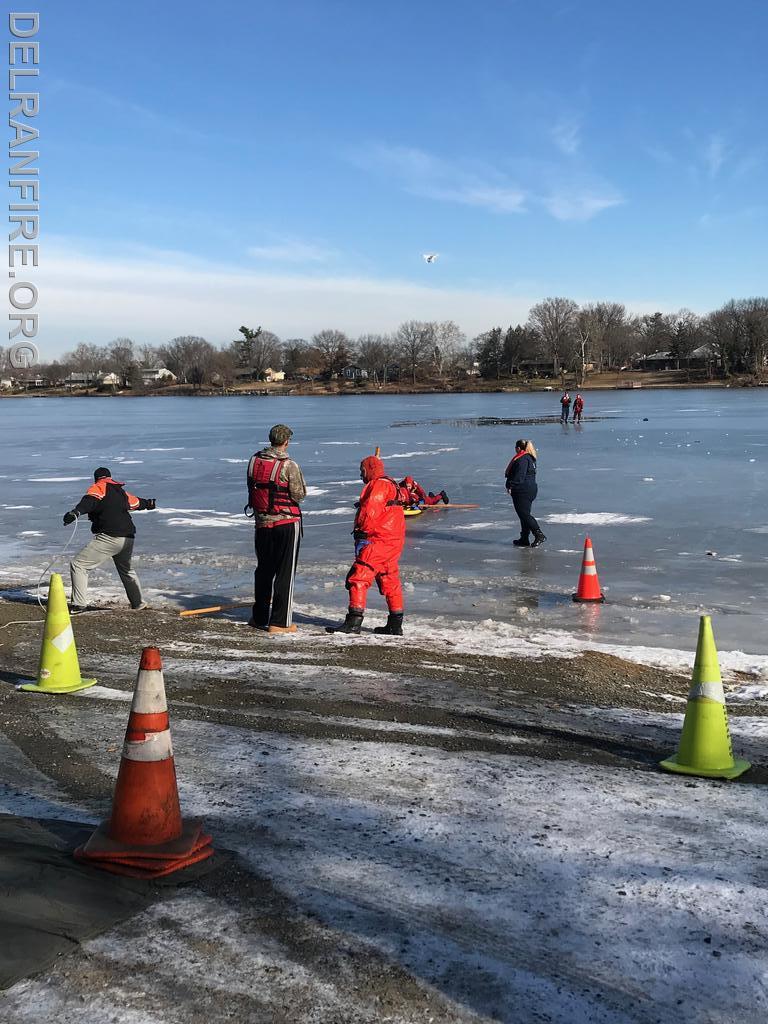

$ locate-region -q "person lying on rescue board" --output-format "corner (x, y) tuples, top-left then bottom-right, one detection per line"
(399, 476), (449, 509)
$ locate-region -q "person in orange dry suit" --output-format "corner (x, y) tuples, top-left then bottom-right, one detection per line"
(327, 455), (408, 636)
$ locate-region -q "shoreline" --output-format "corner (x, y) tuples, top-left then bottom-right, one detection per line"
(1, 378), (758, 400)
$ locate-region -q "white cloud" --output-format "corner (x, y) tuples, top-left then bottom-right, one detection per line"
(246, 239), (336, 264)
(33, 238), (538, 356)
(354, 142), (622, 223)
(551, 117), (581, 156)
(541, 191), (624, 221)
(704, 134), (727, 177)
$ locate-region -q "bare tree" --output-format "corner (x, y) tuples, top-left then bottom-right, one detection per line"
(577, 303), (627, 372)
(312, 329), (354, 378)
(107, 337), (136, 385)
(282, 339), (311, 378)
(65, 342), (106, 376)
(734, 298), (768, 377)
(432, 321), (465, 378)
(160, 336), (216, 388)
(527, 298), (578, 376)
(396, 320), (435, 385)
(137, 343), (161, 368)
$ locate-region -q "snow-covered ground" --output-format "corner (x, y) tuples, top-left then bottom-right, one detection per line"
(2, 701), (767, 1023)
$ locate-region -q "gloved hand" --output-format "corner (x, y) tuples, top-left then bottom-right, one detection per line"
(63, 511), (77, 525)
(354, 538), (370, 557)
(145, 498), (157, 510)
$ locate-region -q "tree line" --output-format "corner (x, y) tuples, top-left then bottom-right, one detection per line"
(4, 296), (766, 389)
(475, 297), (768, 383)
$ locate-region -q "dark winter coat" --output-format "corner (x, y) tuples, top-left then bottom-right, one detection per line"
(505, 452), (538, 496)
(71, 478), (152, 537)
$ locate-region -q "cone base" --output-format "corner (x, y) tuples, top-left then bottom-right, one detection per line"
(74, 832), (213, 879)
(659, 755), (751, 780)
(75, 817), (206, 861)
(572, 594), (605, 603)
(17, 677), (97, 694)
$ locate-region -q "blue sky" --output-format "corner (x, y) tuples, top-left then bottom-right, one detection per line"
(22, 0), (768, 355)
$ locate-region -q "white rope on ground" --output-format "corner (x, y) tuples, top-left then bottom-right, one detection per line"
(0, 518), (81, 636)
(36, 517), (80, 610)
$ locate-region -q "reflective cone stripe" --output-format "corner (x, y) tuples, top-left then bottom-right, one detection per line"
(18, 573), (96, 693)
(660, 616), (750, 780)
(74, 646), (214, 877)
(573, 537), (605, 603)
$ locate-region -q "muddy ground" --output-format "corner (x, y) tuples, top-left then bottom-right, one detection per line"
(1, 596), (766, 1023)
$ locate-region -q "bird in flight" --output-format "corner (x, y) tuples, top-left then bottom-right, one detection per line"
(422, 253), (438, 263)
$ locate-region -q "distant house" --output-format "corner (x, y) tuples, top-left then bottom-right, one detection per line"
(342, 365), (368, 381)
(65, 372), (98, 387)
(1, 377), (16, 390)
(141, 367), (177, 385)
(518, 360), (556, 378)
(263, 367), (285, 383)
(100, 372), (122, 387)
(635, 351), (676, 371)
(689, 343), (721, 369)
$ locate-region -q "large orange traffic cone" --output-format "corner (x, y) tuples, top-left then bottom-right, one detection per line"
(572, 536), (605, 603)
(75, 647), (213, 877)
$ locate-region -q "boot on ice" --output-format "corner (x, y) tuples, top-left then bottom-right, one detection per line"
(374, 612), (404, 635)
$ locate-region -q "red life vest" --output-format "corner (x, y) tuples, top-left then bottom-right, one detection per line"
(247, 454), (301, 522)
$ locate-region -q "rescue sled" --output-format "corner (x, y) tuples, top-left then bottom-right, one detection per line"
(403, 506), (424, 517)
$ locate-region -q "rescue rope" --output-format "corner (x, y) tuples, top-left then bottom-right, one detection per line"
(36, 517), (81, 610)
(0, 520), (81, 636)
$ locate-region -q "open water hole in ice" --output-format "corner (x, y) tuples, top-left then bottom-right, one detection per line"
(2, 390), (767, 655)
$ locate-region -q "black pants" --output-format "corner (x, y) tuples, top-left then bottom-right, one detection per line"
(512, 491), (542, 542)
(253, 522), (301, 627)
(560, 406), (569, 422)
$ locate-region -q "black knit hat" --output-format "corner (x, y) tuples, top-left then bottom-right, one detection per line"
(94, 467), (111, 481)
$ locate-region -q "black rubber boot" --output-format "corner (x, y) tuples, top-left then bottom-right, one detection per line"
(531, 533), (547, 548)
(440, 490), (449, 504)
(374, 612), (404, 636)
(513, 538), (530, 547)
(326, 609), (364, 634)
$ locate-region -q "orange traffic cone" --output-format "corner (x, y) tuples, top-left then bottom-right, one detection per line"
(75, 647), (213, 878)
(572, 536), (605, 603)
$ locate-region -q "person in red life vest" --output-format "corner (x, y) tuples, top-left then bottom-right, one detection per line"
(63, 467), (157, 612)
(572, 393), (585, 424)
(505, 440), (546, 548)
(399, 475), (449, 508)
(560, 391), (571, 423)
(327, 455), (408, 635)
(246, 424), (307, 633)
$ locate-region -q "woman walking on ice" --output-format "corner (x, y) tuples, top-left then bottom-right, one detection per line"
(505, 440), (546, 548)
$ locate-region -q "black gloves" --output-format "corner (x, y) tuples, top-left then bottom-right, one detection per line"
(63, 511), (77, 525)
(145, 498), (157, 510)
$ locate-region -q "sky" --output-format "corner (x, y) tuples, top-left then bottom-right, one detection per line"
(11, 0), (768, 358)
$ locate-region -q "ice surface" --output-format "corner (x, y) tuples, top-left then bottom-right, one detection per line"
(3, 390), (768, 656)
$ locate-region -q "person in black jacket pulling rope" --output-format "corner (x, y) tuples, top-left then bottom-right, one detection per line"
(63, 467), (156, 611)
(505, 440), (546, 548)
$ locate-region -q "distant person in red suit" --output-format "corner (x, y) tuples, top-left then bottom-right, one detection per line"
(572, 394), (584, 424)
(560, 391), (571, 423)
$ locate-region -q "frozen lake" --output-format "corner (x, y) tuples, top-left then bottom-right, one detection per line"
(2, 389), (767, 661)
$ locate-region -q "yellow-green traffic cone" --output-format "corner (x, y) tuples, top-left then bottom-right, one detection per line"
(18, 573), (97, 694)
(660, 615), (749, 780)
